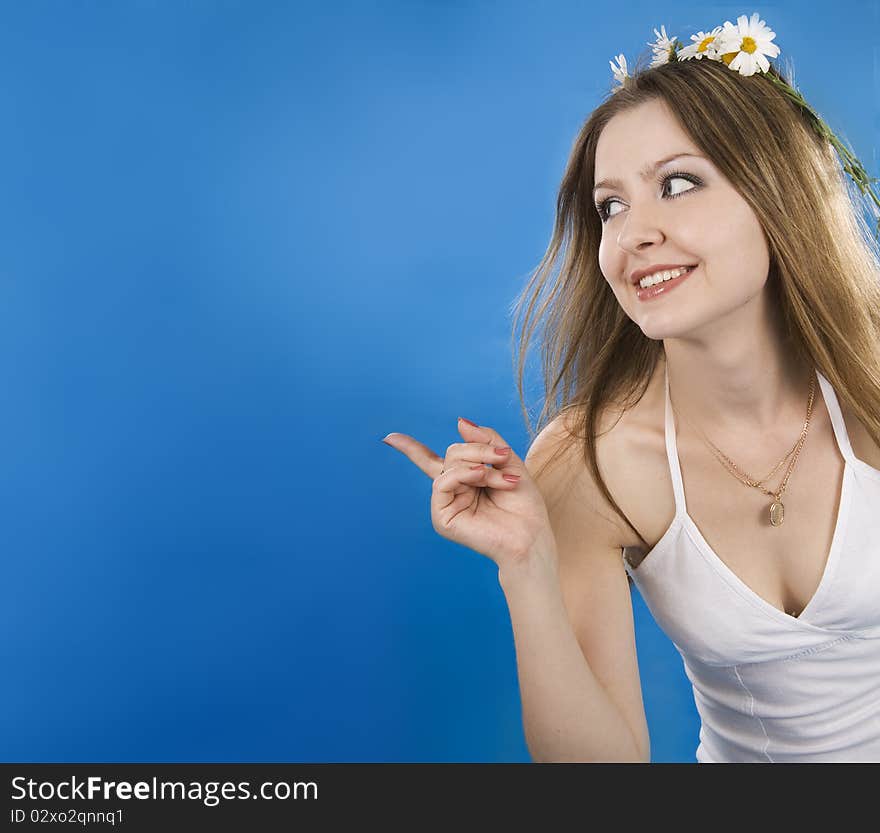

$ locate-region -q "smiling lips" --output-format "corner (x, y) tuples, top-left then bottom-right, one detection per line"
(635, 264), (696, 300)
(630, 263), (697, 286)
(636, 265), (694, 288)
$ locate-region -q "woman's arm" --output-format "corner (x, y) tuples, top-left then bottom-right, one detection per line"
(498, 419), (650, 763)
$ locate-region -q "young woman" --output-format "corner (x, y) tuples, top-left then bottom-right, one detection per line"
(382, 15), (880, 763)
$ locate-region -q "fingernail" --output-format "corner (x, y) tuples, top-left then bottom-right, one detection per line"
(381, 434), (394, 445)
(458, 417), (479, 427)
(494, 447), (510, 455)
(502, 474), (520, 482)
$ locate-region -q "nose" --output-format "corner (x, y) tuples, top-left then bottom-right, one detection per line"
(615, 202), (665, 253)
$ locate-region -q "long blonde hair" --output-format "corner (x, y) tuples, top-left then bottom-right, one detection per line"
(511, 55), (880, 562)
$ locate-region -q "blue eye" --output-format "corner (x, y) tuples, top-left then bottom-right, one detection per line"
(594, 171), (702, 223)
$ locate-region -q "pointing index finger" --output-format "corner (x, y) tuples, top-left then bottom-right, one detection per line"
(381, 432), (444, 479)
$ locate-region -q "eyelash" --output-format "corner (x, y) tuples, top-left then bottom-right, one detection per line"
(594, 170), (703, 223)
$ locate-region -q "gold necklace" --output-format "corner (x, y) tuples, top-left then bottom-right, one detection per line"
(670, 374), (816, 527)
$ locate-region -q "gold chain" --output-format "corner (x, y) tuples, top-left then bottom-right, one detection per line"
(669, 373), (817, 527)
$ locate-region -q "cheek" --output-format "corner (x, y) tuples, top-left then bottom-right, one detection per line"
(597, 237), (621, 283)
(680, 196), (768, 276)
(709, 214), (769, 284)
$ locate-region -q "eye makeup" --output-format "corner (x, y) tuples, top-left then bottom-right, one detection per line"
(594, 169), (704, 223)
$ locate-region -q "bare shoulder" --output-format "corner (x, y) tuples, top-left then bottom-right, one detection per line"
(524, 375), (670, 554)
(524, 405), (634, 550)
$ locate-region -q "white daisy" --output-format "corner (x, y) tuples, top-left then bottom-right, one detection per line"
(609, 53), (629, 87)
(677, 26), (725, 61)
(648, 25), (678, 67)
(714, 12), (780, 76)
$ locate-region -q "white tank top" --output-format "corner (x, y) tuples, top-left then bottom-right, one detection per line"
(622, 364), (880, 763)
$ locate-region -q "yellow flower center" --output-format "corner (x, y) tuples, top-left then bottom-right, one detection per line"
(721, 36), (757, 63)
(697, 36), (715, 53)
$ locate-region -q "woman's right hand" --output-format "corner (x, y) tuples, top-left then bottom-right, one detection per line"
(382, 417), (556, 572)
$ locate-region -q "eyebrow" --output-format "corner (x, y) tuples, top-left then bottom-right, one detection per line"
(593, 152), (706, 195)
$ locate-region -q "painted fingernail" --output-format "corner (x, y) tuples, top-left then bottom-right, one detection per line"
(459, 417), (479, 427)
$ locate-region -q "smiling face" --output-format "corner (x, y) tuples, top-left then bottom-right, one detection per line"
(593, 97), (771, 341)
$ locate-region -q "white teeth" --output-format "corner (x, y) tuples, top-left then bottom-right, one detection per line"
(638, 266), (692, 289)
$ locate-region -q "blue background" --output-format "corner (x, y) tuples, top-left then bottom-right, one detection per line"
(2, 1), (876, 763)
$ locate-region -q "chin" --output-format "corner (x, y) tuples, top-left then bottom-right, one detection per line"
(631, 311), (696, 342)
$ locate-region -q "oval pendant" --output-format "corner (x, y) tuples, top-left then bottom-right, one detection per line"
(769, 501), (785, 527)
